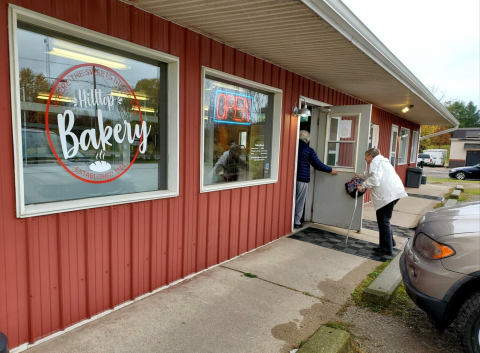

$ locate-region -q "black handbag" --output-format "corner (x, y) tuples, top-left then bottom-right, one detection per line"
(345, 177), (366, 198)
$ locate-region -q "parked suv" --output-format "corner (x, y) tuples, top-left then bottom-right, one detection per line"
(400, 202), (480, 353)
(417, 153), (433, 167)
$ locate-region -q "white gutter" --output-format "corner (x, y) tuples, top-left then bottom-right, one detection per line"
(301, 0), (459, 128)
(419, 126), (459, 140)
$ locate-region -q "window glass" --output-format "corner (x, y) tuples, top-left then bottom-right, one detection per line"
(326, 115), (358, 168)
(389, 126), (399, 166)
(398, 129), (410, 164)
(203, 76), (273, 185)
(410, 131), (419, 163)
(18, 25), (167, 205)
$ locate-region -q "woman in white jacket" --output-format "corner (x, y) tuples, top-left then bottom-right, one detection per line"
(356, 148), (408, 255)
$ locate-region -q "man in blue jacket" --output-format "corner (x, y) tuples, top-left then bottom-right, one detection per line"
(295, 130), (338, 229)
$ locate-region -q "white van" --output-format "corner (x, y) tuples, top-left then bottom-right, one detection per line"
(423, 149), (447, 167)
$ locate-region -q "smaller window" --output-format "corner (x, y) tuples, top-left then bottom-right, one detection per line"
(368, 124), (379, 149)
(201, 68), (282, 192)
(389, 125), (399, 166)
(410, 131), (419, 163)
(398, 128), (410, 165)
(325, 115), (358, 169)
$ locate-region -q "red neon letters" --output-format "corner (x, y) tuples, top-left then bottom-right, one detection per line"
(215, 92), (251, 123)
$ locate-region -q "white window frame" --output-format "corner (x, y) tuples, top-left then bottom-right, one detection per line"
(200, 67), (282, 193)
(389, 124), (399, 167)
(324, 113), (361, 172)
(9, 5), (180, 218)
(410, 130), (419, 163)
(397, 127), (410, 165)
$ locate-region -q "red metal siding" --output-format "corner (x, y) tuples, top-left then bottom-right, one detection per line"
(0, 0), (421, 348)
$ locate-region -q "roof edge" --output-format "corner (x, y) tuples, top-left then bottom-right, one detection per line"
(301, 0), (459, 127)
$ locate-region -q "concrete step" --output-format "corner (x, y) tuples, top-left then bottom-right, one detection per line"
(450, 190), (461, 199)
(444, 199), (458, 207)
(297, 326), (352, 353)
(455, 185), (464, 191)
(363, 251), (403, 305)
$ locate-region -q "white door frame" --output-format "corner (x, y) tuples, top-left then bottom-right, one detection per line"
(291, 96), (331, 231)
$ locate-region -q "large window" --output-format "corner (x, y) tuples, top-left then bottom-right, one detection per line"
(325, 115), (359, 169)
(201, 68), (282, 192)
(10, 6), (179, 217)
(398, 128), (410, 165)
(410, 130), (419, 163)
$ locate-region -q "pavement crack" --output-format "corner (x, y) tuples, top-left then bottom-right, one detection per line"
(219, 265), (335, 304)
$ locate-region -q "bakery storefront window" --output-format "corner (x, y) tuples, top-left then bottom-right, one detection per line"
(202, 71), (281, 190)
(14, 21), (174, 213)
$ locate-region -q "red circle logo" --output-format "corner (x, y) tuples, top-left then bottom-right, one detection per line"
(45, 64), (144, 184)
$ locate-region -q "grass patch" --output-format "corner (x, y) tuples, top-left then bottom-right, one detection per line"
(465, 188), (480, 195)
(433, 202), (444, 209)
(325, 321), (346, 331)
(427, 177), (479, 184)
(243, 273), (258, 278)
(302, 292), (312, 296)
(349, 261), (415, 317)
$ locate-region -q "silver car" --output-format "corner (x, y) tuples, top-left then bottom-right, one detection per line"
(400, 201), (480, 353)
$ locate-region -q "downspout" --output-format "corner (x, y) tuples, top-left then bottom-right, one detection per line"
(419, 125), (459, 140)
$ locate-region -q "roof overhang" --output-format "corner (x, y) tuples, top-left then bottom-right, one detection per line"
(124, 0), (459, 127)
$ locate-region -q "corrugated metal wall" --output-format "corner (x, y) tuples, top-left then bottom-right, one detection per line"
(0, 0), (419, 348)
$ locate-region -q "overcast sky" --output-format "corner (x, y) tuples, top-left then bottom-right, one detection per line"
(341, 0), (480, 107)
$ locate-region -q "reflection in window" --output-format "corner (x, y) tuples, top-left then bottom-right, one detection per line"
(18, 25), (167, 205)
(398, 128), (410, 164)
(326, 115), (358, 168)
(410, 131), (419, 163)
(203, 76), (273, 185)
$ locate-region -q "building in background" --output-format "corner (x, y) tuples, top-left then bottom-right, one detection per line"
(449, 128), (480, 167)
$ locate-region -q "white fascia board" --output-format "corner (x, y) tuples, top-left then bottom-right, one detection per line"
(301, 0), (459, 128)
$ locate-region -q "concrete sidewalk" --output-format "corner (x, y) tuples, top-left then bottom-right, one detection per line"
(21, 184), (449, 353)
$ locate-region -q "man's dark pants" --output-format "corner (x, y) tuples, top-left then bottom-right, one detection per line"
(375, 199), (399, 254)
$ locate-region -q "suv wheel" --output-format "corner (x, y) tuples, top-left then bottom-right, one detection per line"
(456, 291), (480, 353)
(456, 172), (466, 180)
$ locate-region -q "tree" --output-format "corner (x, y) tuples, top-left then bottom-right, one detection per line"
(19, 68), (51, 102)
(431, 126), (451, 146)
(420, 125), (436, 152)
(444, 100), (480, 128)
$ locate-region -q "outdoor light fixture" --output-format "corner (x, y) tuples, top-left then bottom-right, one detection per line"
(292, 97), (311, 117)
(400, 128), (409, 138)
(402, 105), (414, 113)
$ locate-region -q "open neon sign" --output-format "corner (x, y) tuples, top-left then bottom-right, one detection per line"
(213, 90), (252, 125)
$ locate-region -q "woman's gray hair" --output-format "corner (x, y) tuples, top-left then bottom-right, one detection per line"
(365, 148), (380, 158)
(299, 130), (310, 143)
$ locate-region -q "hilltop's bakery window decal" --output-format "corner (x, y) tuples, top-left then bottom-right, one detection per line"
(17, 25), (167, 205)
(202, 75), (274, 186)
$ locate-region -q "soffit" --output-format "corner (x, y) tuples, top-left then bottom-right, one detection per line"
(124, 0), (452, 126)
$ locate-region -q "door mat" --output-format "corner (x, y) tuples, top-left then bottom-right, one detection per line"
(288, 227), (400, 262)
(361, 219), (414, 238)
(408, 193), (444, 201)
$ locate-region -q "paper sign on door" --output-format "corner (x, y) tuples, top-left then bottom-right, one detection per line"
(339, 120), (352, 139)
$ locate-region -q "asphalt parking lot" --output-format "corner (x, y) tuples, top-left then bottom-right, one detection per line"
(420, 166), (450, 179)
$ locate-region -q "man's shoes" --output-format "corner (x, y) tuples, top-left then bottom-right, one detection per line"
(294, 224), (302, 229)
(372, 247), (393, 256)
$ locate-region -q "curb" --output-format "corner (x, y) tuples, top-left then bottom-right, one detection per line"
(297, 326), (352, 353)
(363, 250), (403, 305)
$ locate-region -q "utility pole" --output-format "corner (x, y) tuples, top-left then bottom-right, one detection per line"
(44, 37), (50, 82)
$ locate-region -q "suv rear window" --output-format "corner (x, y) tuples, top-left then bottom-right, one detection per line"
(418, 154), (431, 158)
